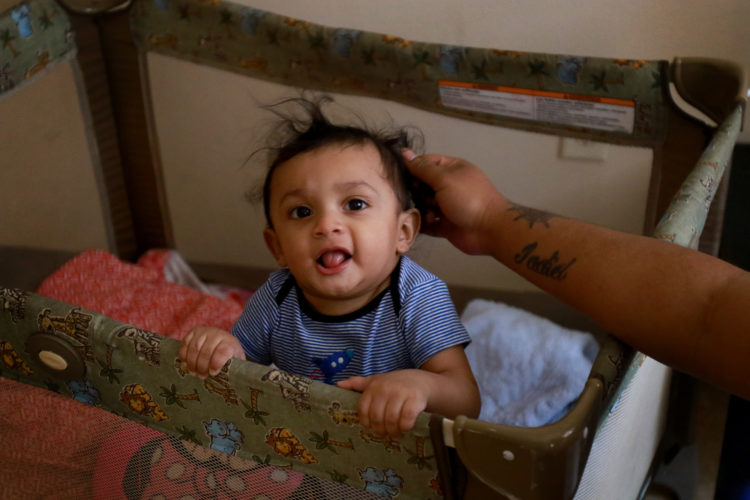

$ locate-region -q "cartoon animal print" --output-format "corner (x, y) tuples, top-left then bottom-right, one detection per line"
(204, 418), (244, 455)
(25, 51), (50, 79)
(613, 59), (649, 69)
(328, 401), (359, 425)
(381, 34), (411, 49)
(0, 340), (34, 375)
(283, 17), (312, 29)
(121, 383), (168, 421)
(405, 436), (434, 470)
(430, 475), (443, 496)
(240, 7), (266, 35)
(556, 56), (586, 85)
(700, 176), (715, 194)
(313, 349), (354, 384)
(148, 33), (178, 50)
(656, 233), (676, 243)
(359, 467), (403, 499)
(262, 368), (312, 412)
(242, 387), (269, 425)
(11, 3), (32, 38)
(160, 384), (200, 408)
(0, 288), (27, 323)
(69, 379), (100, 405)
(360, 431), (401, 453)
(117, 326), (162, 366)
(265, 427), (317, 464)
(38, 308), (93, 361)
(309, 430), (354, 453)
(0, 63), (14, 92)
(238, 56), (269, 73)
(439, 45), (464, 74)
(332, 29), (360, 58)
(175, 358), (238, 405)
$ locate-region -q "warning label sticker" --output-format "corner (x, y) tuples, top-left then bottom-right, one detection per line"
(439, 81), (635, 134)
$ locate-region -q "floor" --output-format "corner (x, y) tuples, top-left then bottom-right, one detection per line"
(644, 381), (730, 500)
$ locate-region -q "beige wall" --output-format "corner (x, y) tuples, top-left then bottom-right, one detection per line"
(0, 62), (112, 253)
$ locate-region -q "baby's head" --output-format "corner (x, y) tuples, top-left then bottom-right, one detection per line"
(261, 96), (417, 228)
(258, 96), (423, 314)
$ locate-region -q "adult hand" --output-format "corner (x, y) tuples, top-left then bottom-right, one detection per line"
(403, 150), (506, 256)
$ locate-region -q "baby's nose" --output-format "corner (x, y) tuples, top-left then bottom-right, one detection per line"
(314, 212), (343, 236)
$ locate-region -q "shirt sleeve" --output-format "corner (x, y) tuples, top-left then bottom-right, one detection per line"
(401, 277), (471, 368)
(230, 277), (280, 364)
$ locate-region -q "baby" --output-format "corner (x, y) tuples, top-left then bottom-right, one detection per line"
(179, 96), (480, 436)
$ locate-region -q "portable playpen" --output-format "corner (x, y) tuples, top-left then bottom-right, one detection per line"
(0, 0), (746, 498)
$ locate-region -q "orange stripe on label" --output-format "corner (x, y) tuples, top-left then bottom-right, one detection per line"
(438, 80), (635, 107)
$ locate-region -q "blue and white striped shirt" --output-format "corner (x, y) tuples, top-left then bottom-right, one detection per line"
(231, 256), (470, 384)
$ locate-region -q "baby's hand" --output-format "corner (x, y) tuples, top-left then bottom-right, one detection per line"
(337, 370), (429, 437)
(178, 326), (246, 379)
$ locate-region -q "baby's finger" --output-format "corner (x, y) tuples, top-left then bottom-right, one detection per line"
(398, 398), (424, 435)
(357, 391), (372, 430)
(383, 398), (406, 437)
(337, 376), (369, 393)
(178, 330), (193, 362)
(184, 331), (208, 375)
(365, 395), (388, 436)
(208, 342), (239, 376)
(194, 335), (224, 377)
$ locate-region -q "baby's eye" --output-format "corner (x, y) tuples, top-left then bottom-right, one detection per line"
(289, 206), (312, 219)
(345, 199), (368, 211)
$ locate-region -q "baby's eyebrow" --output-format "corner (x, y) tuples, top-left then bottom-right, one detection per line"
(277, 181), (379, 205)
(335, 181), (378, 194)
(278, 188), (308, 205)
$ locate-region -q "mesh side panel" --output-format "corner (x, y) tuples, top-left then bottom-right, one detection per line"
(0, 377), (381, 499)
(573, 355), (671, 499)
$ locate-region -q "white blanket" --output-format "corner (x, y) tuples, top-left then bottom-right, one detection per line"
(462, 299), (598, 427)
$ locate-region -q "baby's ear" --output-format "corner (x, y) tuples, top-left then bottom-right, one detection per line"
(396, 208), (421, 254)
(263, 227), (287, 267)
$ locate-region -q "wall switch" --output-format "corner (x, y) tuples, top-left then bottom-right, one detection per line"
(559, 138), (609, 162)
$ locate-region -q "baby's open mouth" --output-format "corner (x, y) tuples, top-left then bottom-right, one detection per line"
(317, 250), (351, 269)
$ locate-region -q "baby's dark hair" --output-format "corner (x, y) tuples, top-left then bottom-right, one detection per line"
(259, 95), (423, 227)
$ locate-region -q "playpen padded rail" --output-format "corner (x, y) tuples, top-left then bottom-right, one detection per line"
(0, 288), (443, 498)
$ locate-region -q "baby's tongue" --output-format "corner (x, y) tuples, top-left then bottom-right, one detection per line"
(320, 250), (347, 268)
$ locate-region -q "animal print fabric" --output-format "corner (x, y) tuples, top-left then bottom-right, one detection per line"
(129, 0), (668, 145)
(0, 0), (76, 100)
(0, 286), (443, 499)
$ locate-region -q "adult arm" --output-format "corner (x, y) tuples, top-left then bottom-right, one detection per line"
(404, 151), (750, 400)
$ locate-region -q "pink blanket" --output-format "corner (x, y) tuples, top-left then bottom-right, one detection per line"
(1, 249), (254, 498)
(36, 249), (248, 339)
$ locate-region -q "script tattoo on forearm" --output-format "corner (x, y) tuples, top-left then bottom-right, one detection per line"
(514, 242), (576, 280)
(507, 203), (557, 229)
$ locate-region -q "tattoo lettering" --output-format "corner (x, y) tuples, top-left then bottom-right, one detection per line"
(508, 204), (555, 229)
(514, 242), (576, 280)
